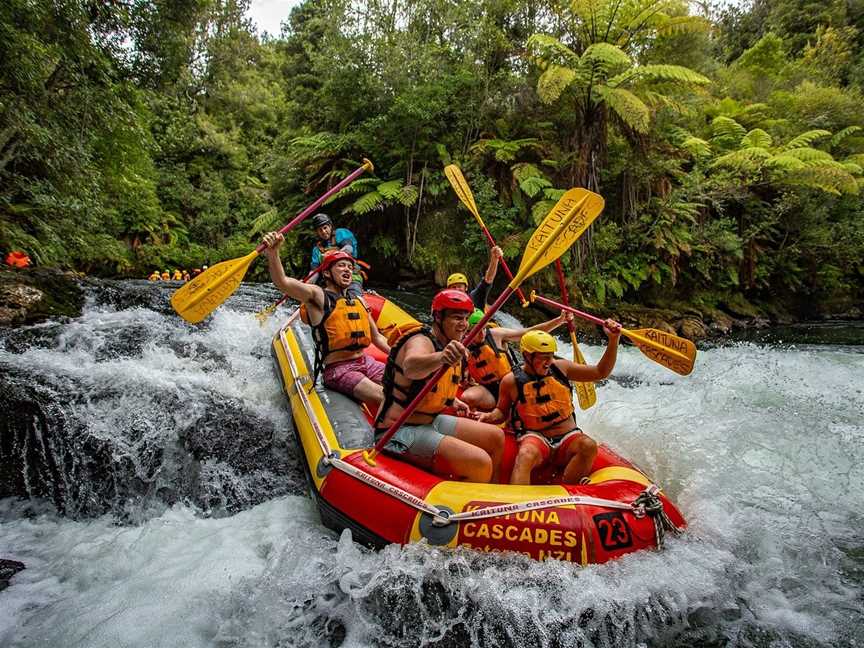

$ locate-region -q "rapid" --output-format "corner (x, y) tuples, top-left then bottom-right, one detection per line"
(0, 280), (862, 648)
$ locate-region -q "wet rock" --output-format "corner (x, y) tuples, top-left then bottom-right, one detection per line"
(0, 268), (84, 326)
(0, 558), (25, 591)
(701, 307), (736, 335)
(676, 316), (707, 341)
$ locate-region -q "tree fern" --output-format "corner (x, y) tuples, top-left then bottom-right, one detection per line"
(346, 191), (384, 215)
(779, 130), (831, 152)
(537, 66), (578, 104)
(831, 126), (862, 148)
(596, 87), (651, 132)
(711, 116), (747, 146)
(741, 129), (772, 149)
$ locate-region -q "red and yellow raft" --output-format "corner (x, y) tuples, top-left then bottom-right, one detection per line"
(270, 292), (686, 564)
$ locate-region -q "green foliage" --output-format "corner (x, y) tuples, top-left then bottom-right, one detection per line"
(0, 0), (861, 316)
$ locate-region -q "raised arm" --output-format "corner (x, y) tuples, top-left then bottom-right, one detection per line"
(560, 319), (621, 381)
(494, 312), (571, 345)
(262, 232), (322, 306)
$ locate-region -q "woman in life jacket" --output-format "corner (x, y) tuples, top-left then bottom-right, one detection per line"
(461, 308), (573, 412)
(260, 231), (390, 405)
(374, 289), (504, 483)
(476, 323), (621, 485)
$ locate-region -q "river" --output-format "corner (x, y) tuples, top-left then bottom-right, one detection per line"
(0, 279), (862, 648)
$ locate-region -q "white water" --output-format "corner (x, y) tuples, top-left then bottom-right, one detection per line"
(1, 286), (862, 647)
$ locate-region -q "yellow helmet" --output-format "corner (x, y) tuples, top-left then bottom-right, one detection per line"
(520, 330), (557, 354)
(446, 272), (469, 287)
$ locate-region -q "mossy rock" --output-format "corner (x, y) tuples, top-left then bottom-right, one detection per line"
(721, 293), (762, 319)
(0, 268), (84, 326)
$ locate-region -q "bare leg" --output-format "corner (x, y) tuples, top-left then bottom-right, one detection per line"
(433, 436), (493, 482)
(460, 385), (497, 411)
(510, 442), (544, 485)
(351, 377), (384, 404)
(452, 419), (504, 482)
(560, 434), (598, 484)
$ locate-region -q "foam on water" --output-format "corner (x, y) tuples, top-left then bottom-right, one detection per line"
(1, 287), (863, 647)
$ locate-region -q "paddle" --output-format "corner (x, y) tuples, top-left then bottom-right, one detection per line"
(171, 159), (374, 324)
(255, 267), (319, 325)
(363, 187), (605, 466)
(529, 292), (697, 376)
(554, 259), (597, 410)
(444, 164), (530, 307)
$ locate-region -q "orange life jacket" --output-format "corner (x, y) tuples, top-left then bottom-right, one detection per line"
(300, 290), (372, 358)
(467, 329), (514, 386)
(376, 325), (462, 425)
(510, 363), (575, 433)
(5, 251), (30, 268)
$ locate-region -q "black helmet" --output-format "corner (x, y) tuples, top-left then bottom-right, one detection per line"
(311, 213), (332, 228)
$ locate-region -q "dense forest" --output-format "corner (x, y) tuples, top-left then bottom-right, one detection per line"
(2, 0), (863, 319)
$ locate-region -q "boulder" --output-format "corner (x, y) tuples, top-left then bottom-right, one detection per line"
(0, 558), (25, 592)
(0, 268), (84, 326)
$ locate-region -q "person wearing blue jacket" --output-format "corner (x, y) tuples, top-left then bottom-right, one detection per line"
(309, 213), (363, 298)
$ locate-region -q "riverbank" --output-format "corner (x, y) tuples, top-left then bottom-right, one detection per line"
(2, 268), (861, 344)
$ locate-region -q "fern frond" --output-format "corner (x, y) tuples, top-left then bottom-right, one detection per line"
(741, 129), (772, 149)
(711, 116), (747, 146)
(580, 43), (631, 76)
(779, 130), (831, 152)
(596, 87), (650, 133)
(520, 175), (553, 198)
(543, 188), (567, 200)
(793, 165), (859, 194)
(531, 199), (557, 225)
(248, 208), (281, 237)
(622, 64), (711, 86)
(537, 65), (578, 103)
(377, 180), (403, 200)
(323, 177), (380, 204)
(681, 136), (712, 158)
(345, 191), (384, 215)
(781, 147), (833, 163)
(831, 126), (862, 148)
(655, 14), (712, 36)
(765, 155), (808, 172)
(526, 34), (580, 67)
(398, 184), (419, 206)
(711, 147), (771, 169)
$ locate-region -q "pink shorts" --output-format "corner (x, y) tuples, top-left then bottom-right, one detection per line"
(323, 354), (385, 396)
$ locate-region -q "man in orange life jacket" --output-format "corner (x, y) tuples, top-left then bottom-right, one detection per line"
(476, 324), (620, 485)
(374, 289), (504, 483)
(461, 308), (574, 412)
(261, 231), (390, 404)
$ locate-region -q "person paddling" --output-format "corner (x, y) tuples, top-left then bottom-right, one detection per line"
(461, 308), (574, 411)
(476, 324), (620, 485)
(374, 289), (504, 482)
(261, 231), (390, 405)
(447, 245), (503, 310)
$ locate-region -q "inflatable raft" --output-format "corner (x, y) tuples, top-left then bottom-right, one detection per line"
(271, 293), (685, 564)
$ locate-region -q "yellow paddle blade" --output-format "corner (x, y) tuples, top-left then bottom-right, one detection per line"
(444, 164), (484, 225)
(513, 188), (604, 285)
(255, 302), (278, 326)
(624, 328), (697, 376)
(570, 331), (597, 410)
(170, 251), (259, 324)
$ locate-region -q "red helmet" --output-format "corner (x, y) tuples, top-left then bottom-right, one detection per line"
(318, 250), (354, 273)
(431, 289), (474, 318)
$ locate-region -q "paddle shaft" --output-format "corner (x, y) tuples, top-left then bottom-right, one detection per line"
(253, 161), (372, 254)
(532, 292), (606, 327)
(371, 285), (515, 454)
(531, 292), (692, 365)
(554, 260), (579, 337)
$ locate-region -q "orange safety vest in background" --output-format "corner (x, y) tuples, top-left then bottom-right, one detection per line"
(5, 251), (31, 268)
